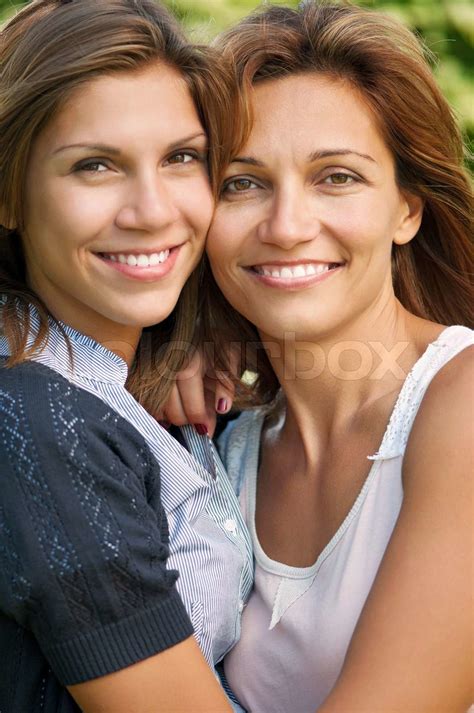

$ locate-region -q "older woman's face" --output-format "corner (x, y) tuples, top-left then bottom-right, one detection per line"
(206, 73), (422, 342)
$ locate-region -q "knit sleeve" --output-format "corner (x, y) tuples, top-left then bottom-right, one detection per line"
(0, 362), (193, 685)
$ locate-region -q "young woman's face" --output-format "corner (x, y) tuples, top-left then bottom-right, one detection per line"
(22, 63), (213, 346)
(207, 73), (421, 342)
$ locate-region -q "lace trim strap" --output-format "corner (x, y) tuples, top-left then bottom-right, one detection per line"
(368, 326), (473, 461)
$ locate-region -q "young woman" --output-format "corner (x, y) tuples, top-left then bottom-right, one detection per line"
(168, 2), (473, 711)
(0, 1), (250, 711)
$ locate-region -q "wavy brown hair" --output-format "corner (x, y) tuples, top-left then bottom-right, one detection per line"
(0, 0), (237, 411)
(201, 0), (474, 405)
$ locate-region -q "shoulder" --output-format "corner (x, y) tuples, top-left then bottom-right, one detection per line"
(321, 332), (473, 712)
(423, 335), (473, 406)
(409, 329), (473, 447)
(0, 359), (155, 479)
(403, 332), (473, 496)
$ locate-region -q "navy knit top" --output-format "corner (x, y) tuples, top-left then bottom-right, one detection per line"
(0, 359), (192, 712)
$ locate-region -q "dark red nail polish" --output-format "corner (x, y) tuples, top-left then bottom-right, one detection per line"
(217, 398), (228, 414)
(194, 423), (208, 436)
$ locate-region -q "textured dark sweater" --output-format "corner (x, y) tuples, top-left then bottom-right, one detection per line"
(0, 359), (193, 713)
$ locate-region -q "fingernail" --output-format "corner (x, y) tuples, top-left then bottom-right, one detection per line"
(194, 423), (208, 436)
(158, 420), (171, 430)
(217, 398), (229, 414)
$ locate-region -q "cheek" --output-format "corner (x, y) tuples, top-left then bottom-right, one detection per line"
(179, 177), (214, 235)
(206, 229), (233, 277)
(27, 180), (115, 240)
(333, 208), (395, 257)
(206, 207), (248, 269)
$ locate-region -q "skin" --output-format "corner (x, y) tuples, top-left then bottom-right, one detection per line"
(22, 63), (213, 365)
(18, 62), (231, 713)
(203, 74), (473, 711)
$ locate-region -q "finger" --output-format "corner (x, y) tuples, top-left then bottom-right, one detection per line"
(204, 347), (238, 415)
(176, 347), (205, 383)
(161, 384), (189, 427)
(214, 379), (235, 415)
(175, 365), (214, 435)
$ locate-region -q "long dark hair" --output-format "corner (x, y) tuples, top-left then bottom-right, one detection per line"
(0, 0), (236, 412)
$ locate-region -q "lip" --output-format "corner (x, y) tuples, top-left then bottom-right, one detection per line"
(244, 261), (344, 290)
(95, 244), (182, 282)
(97, 244), (181, 256)
(249, 260), (340, 268)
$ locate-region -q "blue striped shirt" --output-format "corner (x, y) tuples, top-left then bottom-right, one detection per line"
(0, 313), (253, 671)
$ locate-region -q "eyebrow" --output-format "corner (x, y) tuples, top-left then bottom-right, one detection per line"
(230, 156), (265, 168)
(52, 143), (121, 157)
(308, 149), (376, 163)
(231, 148), (376, 167)
(52, 132), (208, 157)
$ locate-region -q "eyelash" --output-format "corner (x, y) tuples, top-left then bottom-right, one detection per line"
(322, 171), (359, 186)
(222, 177), (260, 195)
(221, 170), (360, 196)
(74, 159), (109, 174)
(73, 150), (206, 175)
(165, 150), (205, 166)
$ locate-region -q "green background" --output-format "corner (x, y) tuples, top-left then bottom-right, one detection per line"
(1, 0), (472, 145)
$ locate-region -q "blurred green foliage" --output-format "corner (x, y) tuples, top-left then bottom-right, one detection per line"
(166, 0), (474, 145)
(1, 0), (472, 145)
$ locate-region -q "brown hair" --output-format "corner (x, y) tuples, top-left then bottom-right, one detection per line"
(0, 0), (236, 411)
(202, 0), (474, 405)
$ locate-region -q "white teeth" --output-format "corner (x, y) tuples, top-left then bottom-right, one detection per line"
(104, 250), (171, 267)
(255, 263), (337, 279)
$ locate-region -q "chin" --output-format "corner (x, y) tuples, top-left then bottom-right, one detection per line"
(131, 310), (178, 329)
(113, 293), (183, 325)
(246, 309), (320, 342)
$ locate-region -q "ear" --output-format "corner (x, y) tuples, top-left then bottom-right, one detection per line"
(393, 190), (423, 246)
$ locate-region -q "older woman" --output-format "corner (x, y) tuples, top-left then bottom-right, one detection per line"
(169, 2), (473, 711)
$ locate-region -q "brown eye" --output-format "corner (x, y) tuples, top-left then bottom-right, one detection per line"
(224, 177), (258, 194)
(74, 160), (109, 173)
(326, 173), (354, 185)
(234, 179), (252, 191)
(166, 152), (195, 165)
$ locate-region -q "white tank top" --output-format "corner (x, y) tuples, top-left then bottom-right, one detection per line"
(219, 326), (473, 713)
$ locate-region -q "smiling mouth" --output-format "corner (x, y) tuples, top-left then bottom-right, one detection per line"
(250, 262), (343, 279)
(98, 249), (171, 268)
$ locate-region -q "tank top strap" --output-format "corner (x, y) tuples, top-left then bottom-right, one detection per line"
(368, 326), (473, 461)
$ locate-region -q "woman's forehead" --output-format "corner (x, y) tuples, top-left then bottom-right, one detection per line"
(242, 74), (388, 165)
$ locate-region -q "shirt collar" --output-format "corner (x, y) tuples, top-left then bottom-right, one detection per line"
(0, 302), (129, 386)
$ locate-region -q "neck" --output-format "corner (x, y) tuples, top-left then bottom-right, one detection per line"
(48, 303), (140, 368)
(259, 299), (438, 469)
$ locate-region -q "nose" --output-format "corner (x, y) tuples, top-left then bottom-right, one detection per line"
(115, 171), (180, 232)
(257, 184), (319, 249)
